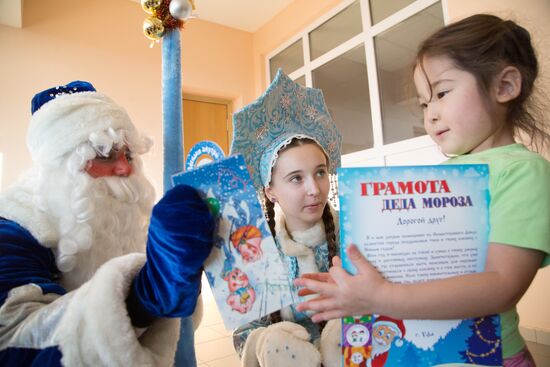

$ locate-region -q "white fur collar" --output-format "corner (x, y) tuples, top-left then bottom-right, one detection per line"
(55, 254), (179, 366)
(274, 205), (325, 258)
(274, 206), (325, 278)
(0, 179), (59, 247)
(274, 205), (338, 321)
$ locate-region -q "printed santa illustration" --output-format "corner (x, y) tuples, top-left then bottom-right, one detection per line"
(367, 316), (406, 367)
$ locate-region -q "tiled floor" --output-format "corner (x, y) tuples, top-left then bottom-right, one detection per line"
(195, 279), (550, 367)
(195, 280), (241, 367)
(526, 340), (550, 367)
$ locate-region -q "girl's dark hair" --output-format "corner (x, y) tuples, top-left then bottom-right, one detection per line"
(415, 14), (549, 151)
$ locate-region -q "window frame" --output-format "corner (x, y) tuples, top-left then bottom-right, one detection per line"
(265, 0), (450, 167)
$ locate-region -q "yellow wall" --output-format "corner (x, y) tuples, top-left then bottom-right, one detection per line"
(181, 19), (254, 109)
(0, 0), (254, 195)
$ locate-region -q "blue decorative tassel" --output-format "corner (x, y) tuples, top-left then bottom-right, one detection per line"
(162, 28), (184, 193)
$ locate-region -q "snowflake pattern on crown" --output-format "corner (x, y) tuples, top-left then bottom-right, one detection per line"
(231, 68), (342, 189)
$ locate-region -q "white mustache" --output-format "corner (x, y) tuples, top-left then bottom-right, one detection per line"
(101, 176), (140, 203)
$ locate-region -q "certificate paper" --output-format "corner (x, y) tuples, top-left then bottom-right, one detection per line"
(338, 164), (502, 367)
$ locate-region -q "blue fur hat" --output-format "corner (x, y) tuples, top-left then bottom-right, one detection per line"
(27, 81), (139, 163)
(31, 80), (96, 114)
(230, 69), (342, 189)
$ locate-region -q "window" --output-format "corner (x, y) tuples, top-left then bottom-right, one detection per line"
(294, 75), (306, 86)
(309, 1), (363, 60)
(369, 0), (416, 24)
(376, 2), (443, 144)
(269, 39), (304, 81)
(312, 45), (372, 154)
(266, 0), (447, 167)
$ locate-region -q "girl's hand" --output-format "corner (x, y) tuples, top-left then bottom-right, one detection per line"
(294, 244), (389, 322)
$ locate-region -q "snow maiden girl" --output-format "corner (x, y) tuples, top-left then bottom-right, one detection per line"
(230, 69), (343, 367)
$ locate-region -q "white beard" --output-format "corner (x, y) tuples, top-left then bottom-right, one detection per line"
(371, 337), (392, 358)
(37, 164), (155, 291)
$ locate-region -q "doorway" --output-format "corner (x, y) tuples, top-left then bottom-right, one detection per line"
(182, 95), (232, 164)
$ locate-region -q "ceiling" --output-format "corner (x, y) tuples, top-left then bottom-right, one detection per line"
(171, 0), (295, 32)
(0, 0), (295, 33)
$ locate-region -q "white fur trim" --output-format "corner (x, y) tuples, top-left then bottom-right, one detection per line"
(320, 319), (342, 367)
(274, 207), (323, 275)
(54, 253), (180, 366)
(255, 322), (321, 367)
(275, 207), (329, 320)
(0, 284), (68, 350)
(28, 92), (137, 163)
(289, 222), (326, 250)
(0, 177), (59, 247)
(241, 327), (266, 367)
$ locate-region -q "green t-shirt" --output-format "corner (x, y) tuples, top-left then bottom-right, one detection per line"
(445, 143), (550, 358)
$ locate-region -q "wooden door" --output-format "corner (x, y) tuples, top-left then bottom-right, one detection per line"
(182, 97), (232, 163)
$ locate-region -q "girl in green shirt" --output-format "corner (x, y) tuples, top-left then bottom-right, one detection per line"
(295, 14), (550, 366)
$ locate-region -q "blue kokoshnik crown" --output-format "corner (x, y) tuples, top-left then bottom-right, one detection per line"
(230, 69), (342, 189)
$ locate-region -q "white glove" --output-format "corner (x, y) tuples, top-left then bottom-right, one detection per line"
(320, 319), (342, 367)
(241, 321), (321, 367)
